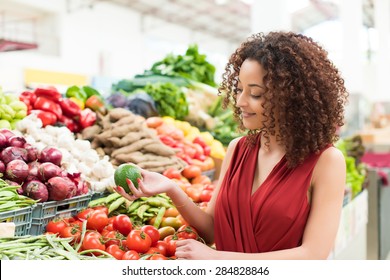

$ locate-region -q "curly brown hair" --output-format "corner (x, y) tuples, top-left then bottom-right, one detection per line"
(219, 31), (348, 168)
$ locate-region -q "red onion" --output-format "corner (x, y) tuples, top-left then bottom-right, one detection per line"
(5, 159), (29, 184)
(26, 161), (40, 182)
(39, 146), (62, 166)
(67, 172), (89, 196)
(0, 147), (28, 164)
(47, 176), (77, 201)
(0, 128), (15, 141)
(8, 136), (26, 148)
(0, 160), (5, 174)
(24, 144), (40, 162)
(37, 162), (62, 182)
(0, 133), (7, 148)
(24, 180), (49, 202)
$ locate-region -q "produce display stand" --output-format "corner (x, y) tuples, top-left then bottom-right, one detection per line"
(365, 167), (390, 260)
(330, 189), (368, 260)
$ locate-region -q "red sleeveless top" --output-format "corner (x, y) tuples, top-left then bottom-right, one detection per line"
(214, 135), (328, 253)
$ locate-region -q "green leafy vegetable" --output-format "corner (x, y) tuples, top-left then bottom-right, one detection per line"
(150, 44), (217, 87)
(142, 82), (189, 120)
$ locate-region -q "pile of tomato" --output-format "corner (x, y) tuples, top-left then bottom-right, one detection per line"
(45, 205), (200, 260)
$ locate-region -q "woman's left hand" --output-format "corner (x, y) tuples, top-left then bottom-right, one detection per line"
(175, 239), (218, 260)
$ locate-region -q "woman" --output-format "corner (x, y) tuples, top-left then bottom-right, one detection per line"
(115, 31), (348, 259)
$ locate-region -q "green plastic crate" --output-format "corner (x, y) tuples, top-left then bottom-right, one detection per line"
(0, 206), (35, 236)
(29, 193), (91, 235)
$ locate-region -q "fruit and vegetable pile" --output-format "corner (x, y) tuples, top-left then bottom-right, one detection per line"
(0, 51), (224, 259)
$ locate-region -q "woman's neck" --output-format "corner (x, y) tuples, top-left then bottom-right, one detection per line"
(259, 133), (285, 155)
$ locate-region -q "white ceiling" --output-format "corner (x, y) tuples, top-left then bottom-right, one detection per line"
(0, 0), (376, 45)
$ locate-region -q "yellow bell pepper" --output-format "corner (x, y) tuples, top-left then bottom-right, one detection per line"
(69, 97), (85, 110)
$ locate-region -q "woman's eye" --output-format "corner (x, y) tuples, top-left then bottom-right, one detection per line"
(251, 94), (261, 99)
(236, 88), (243, 94)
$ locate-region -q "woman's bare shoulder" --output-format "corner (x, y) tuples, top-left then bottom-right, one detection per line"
(312, 146), (346, 187)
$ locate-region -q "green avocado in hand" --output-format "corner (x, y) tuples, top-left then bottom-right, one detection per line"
(114, 164), (143, 194)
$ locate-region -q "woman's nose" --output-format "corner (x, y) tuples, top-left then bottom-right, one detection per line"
(236, 92), (247, 107)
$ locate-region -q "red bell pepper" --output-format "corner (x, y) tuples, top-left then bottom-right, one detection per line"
(58, 98), (81, 118)
(19, 91), (36, 111)
(29, 109), (57, 126)
(33, 96), (63, 119)
(34, 87), (61, 101)
(58, 115), (81, 133)
(78, 108), (96, 129)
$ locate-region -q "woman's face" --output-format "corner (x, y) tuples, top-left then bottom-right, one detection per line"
(236, 59), (267, 130)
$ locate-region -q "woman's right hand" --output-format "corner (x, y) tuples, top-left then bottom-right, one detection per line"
(113, 167), (178, 201)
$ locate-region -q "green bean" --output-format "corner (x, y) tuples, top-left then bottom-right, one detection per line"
(88, 196), (108, 207)
(147, 207), (161, 214)
(75, 220), (88, 252)
(146, 197), (173, 208)
(78, 249), (115, 259)
(55, 248), (80, 260)
(0, 191), (17, 198)
(153, 206), (166, 228)
(108, 197), (126, 214)
(136, 204), (150, 219)
(0, 201), (17, 210)
(104, 192), (121, 204)
(127, 200), (141, 213)
(0, 185), (20, 192)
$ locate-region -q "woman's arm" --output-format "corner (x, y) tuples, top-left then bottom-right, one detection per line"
(176, 146), (347, 260)
(162, 136), (241, 243)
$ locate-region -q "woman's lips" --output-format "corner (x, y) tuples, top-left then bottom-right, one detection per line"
(241, 112), (255, 118)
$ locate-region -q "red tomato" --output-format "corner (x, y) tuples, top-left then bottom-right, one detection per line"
(104, 223), (114, 232)
(176, 225), (198, 240)
(149, 254), (168, 260)
(87, 210), (109, 232)
(70, 219), (84, 230)
(162, 167), (182, 180)
(191, 175), (212, 185)
(102, 230), (125, 247)
(107, 216), (115, 225)
(185, 187), (201, 202)
(181, 165), (202, 179)
(146, 247), (165, 255)
(92, 205), (109, 215)
(126, 229), (152, 253)
(141, 225), (160, 247)
(121, 250), (140, 260)
(65, 217), (75, 223)
(77, 208), (95, 221)
(106, 244), (125, 260)
(113, 214), (133, 236)
(154, 241), (168, 256)
(199, 189), (213, 202)
(60, 226), (81, 243)
(163, 235), (177, 257)
(45, 219), (67, 234)
(82, 231), (105, 254)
